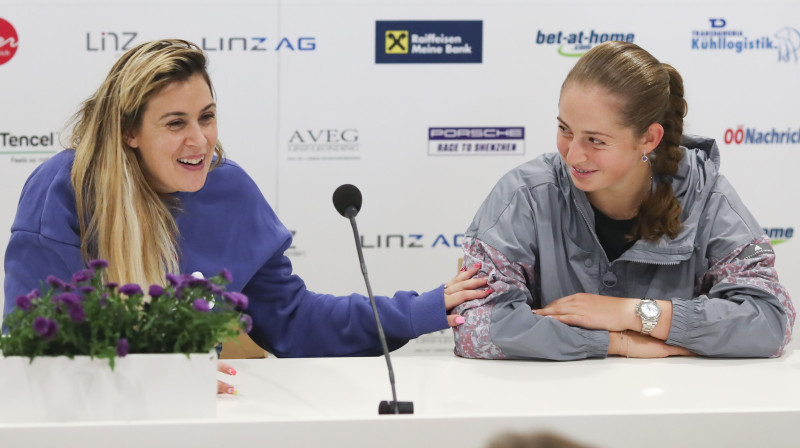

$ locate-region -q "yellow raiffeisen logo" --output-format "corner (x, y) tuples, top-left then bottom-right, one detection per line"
(385, 30), (409, 54)
(376, 21), (482, 64)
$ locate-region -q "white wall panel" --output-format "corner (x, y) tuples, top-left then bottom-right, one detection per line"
(1, 0), (798, 355)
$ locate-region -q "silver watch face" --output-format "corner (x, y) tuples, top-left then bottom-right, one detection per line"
(640, 301), (660, 318)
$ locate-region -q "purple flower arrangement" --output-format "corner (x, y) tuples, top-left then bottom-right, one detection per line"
(0, 260), (250, 369)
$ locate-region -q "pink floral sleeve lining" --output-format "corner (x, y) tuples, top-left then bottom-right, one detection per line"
(453, 238), (535, 359)
(696, 235), (796, 357)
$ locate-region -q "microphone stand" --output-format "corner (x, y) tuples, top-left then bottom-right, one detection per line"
(346, 209), (413, 415)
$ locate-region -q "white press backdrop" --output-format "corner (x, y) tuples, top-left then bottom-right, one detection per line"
(1, 0), (798, 355)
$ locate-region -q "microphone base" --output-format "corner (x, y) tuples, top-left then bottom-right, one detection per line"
(378, 400), (414, 415)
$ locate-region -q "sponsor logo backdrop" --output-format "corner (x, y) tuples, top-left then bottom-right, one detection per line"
(1, 1), (798, 355)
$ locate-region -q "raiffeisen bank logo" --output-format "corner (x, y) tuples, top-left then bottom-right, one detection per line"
(0, 18), (19, 66)
(385, 30), (409, 54)
(723, 125), (800, 145)
(428, 127), (525, 156)
(535, 29), (635, 57)
(764, 227), (794, 245)
(376, 21), (482, 63)
(692, 18), (800, 63)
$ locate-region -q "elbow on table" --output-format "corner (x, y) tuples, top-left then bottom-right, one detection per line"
(691, 327), (788, 359)
(452, 322), (507, 360)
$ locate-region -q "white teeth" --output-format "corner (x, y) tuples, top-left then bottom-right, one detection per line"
(178, 156), (204, 165)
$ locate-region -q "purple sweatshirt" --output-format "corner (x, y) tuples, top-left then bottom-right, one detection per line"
(3, 150), (447, 356)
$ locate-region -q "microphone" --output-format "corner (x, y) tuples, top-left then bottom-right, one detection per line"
(332, 184), (414, 415)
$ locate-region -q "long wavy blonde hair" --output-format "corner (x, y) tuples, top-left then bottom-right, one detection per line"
(70, 39), (224, 287)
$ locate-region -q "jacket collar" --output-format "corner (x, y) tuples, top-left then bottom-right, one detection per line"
(551, 135), (721, 264)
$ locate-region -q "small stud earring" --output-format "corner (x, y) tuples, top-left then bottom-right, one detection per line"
(642, 152), (648, 162)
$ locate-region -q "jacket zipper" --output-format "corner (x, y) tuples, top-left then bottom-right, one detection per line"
(572, 193), (684, 268)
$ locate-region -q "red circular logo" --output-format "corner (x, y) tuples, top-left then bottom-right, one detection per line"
(0, 18), (19, 66)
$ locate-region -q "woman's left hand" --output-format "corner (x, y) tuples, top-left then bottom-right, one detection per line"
(534, 293), (636, 331)
(443, 262), (492, 327)
(217, 360), (237, 395)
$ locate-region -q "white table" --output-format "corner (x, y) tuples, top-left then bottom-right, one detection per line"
(3, 344), (799, 448)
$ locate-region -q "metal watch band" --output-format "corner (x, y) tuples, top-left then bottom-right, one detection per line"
(640, 318), (657, 335)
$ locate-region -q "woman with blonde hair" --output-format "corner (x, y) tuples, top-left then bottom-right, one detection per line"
(453, 41), (794, 360)
(4, 39), (489, 392)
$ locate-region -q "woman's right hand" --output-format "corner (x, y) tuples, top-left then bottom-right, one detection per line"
(610, 331), (694, 358)
(443, 262), (492, 327)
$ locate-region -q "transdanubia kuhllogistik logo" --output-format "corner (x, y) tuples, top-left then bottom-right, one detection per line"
(692, 18), (800, 63)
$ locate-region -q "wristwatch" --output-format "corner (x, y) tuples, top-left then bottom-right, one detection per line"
(635, 298), (661, 335)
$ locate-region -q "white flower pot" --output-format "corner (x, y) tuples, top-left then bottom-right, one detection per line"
(0, 351), (217, 423)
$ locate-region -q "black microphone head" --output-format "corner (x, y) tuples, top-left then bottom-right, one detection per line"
(333, 184), (362, 218)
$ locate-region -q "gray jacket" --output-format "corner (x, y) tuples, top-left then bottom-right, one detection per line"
(454, 135), (795, 360)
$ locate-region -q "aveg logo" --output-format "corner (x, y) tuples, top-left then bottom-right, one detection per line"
(361, 233), (464, 249)
(764, 227), (794, 245)
(287, 128), (360, 162)
(723, 125), (800, 145)
(535, 29), (635, 57)
(0, 18), (19, 66)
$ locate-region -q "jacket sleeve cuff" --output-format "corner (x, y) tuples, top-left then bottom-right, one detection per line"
(408, 285), (449, 337)
(578, 328), (611, 358)
(665, 298), (697, 347)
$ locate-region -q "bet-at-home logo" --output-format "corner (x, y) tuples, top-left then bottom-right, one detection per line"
(764, 227), (794, 245)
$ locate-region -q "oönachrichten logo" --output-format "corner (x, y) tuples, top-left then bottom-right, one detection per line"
(0, 18), (19, 66)
(723, 125), (800, 145)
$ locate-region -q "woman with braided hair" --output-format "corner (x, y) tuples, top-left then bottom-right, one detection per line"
(453, 41), (795, 360)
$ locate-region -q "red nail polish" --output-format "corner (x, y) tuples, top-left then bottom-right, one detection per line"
(228, 368), (237, 375)
(460, 266), (467, 272)
(228, 387), (235, 394)
(486, 289), (494, 294)
(473, 262), (481, 268)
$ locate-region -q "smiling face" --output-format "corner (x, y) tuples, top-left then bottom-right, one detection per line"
(126, 73), (217, 194)
(557, 82), (658, 206)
